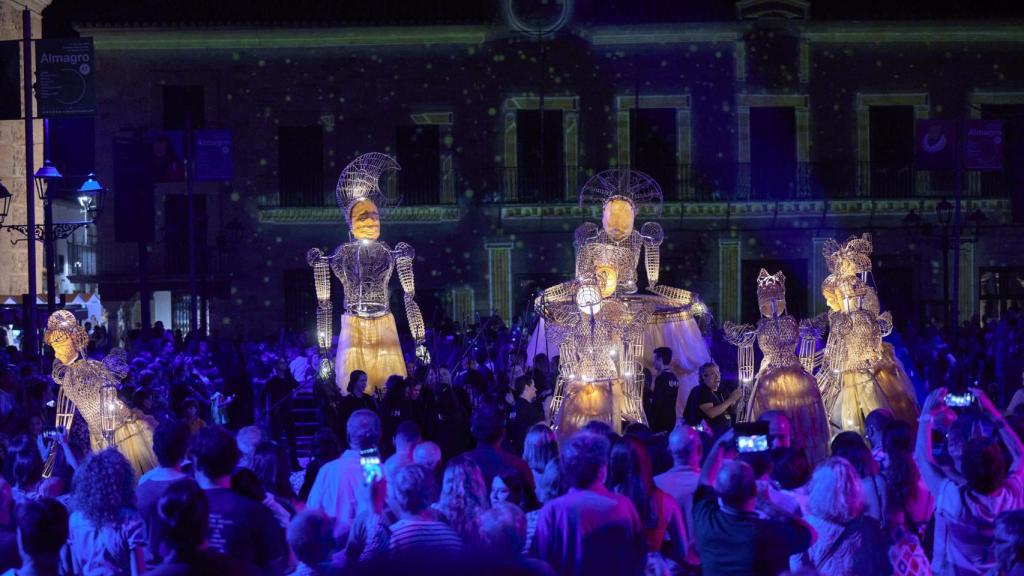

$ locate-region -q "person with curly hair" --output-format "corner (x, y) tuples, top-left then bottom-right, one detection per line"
(432, 456), (489, 545)
(67, 449), (147, 575)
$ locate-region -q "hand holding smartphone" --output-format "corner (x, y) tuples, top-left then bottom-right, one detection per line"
(733, 422), (770, 453)
(360, 448), (383, 484)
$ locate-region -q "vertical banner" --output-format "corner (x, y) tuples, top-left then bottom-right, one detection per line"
(965, 120), (1004, 171)
(35, 38), (95, 117)
(0, 41), (20, 120)
(194, 130), (233, 181)
(915, 119), (957, 171)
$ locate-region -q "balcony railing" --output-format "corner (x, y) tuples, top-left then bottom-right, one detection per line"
(260, 170), (456, 208)
(92, 242), (228, 278)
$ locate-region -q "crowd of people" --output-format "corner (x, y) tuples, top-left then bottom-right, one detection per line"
(0, 312), (1024, 575)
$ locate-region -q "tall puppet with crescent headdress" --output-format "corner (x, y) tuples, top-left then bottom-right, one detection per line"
(44, 310), (157, 478)
(308, 153), (428, 397)
(808, 234), (919, 434)
(723, 269), (830, 464)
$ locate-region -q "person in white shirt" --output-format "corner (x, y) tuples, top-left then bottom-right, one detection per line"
(653, 424), (702, 557)
(306, 409), (382, 541)
(916, 386), (1024, 576)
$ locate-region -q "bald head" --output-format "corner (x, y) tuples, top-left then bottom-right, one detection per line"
(715, 460), (757, 511)
(412, 441), (442, 472)
(668, 424), (702, 467)
(759, 411), (792, 450)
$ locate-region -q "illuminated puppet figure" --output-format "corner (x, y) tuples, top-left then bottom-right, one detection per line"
(44, 310), (157, 478)
(573, 169), (712, 418)
(537, 264), (649, 439)
(810, 235), (919, 434)
(308, 153), (427, 397)
(723, 270), (830, 464)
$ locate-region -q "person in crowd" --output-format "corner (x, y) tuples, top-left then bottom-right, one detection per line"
(649, 347), (680, 434)
(490, 468), (534, 511)
(67, 449), (147, 575)
(345, 472), (393, 566)
(683, 362), (740, 435)
(770, 447), (813, 515)
(531, 431), (645, 576)
(479, 502), (555, 576)
(249, 442), (299, 528)
(148, 480), (261, 576)
(917, 387), (1024, 576)
(287, 510), (335, 576)
(693, 430), (812, 576)
(880, 419), (934, 538)
(864, 409), (895, 461)
(0, 499), (68, 576)
(522, 424), (559, 489)
(791, 457), (891, 575)
(760, 410), (792, 451)
(994, 510), (1024, 576)
(464, 404), (535, 490)
(523, 459), (562, 555)
(608, 435), (689, 565)
(388, 464), (464, 557)
(6, 436), (46, 505)
(508, 375), (545, 456)
(180, 399), (206, 435)
(136, 420), (191, 568)
(0, 480), (16, 572)
(298, 428), (341, 502)
(413, 441), (443, 474)
(190, 426), (288, 574)
(236, 426), (263, 470)
(307, 408), (386, 543)
(433, 456), (489, 546)
(831, 431), (884, 521)
(654, 424), (703, 556)
(384, 420), (422, 482)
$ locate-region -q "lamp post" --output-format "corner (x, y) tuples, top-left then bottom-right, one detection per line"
(35, 161), (62, 314)
(936, 198), (954, 333)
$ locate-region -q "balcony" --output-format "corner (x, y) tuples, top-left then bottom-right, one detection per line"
(487, 162), (1013, 204)
(258, 169), (456, 209)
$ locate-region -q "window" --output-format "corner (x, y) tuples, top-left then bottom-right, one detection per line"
(981, 105), (1024, 223)
(868, 106), (914, 197)
(980, 267), (1024, 322)
(516, 109), (564, 202)
(396, 125), (441, 205)
(630, 108), (678, 199)
(162, 85), (205, 130)
(49, 117), (96, 178)
(278, 126), (324, 207)
(749, 107), (796, 200)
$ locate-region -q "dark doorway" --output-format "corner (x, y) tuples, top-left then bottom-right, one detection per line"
(162, 85), (205, 130)
(630, 108), (678, 199)
(396, 124), (441, 205)
(869, 106), (915, 197)
(749, 107), (797, 200)
(516, 109), (564, 202)
(740, 259), (808, 324)
(164, 194), (207, 275)
(870, 261), (914, 333)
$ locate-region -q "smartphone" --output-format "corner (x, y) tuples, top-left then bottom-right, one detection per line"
(945, 393), (975, 408)
(733, 422), (770, 453)
(41, 426), (65, 440)
(359, 448), (383, 483)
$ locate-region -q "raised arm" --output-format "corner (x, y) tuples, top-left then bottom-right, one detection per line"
(640, 221), (664, 288)
(699, 430), (734, 487)
(974, 387), (1024, 472)
(307, 249), (334, 362)
(394, 242), (428, 360)
(915, 388), (950, 496)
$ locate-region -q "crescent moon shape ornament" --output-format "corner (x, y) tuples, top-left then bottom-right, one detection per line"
(335, 152), (401, 224)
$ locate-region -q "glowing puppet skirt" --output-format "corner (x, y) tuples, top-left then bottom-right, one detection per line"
(832, 357), (918, 437)
(555, 379), (621, 441)
(747, 364), (831, 465)
(89, 412), (158, 480)
(335, 312), (407, 397)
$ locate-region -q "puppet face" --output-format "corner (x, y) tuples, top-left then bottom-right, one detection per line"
(759, 297), (786, 319)
(350, 199), (381, 240)
(602, 198), (635, 242)
(51, 337), (78, 365)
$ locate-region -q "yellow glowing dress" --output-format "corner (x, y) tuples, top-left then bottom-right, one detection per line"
(308, 153), (427, 397)
(813, 236), (919, 434)
(724, 270), (830, 464)
(44, 311), (156, 479)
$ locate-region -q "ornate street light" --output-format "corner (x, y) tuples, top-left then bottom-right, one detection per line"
(0, 180), (10, 225)
(936, 198), (954, 228)
(33, 160), (62, 200)
(76, 173), (106, 219)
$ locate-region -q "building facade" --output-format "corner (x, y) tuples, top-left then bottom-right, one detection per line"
(62, 1), (1024, 341)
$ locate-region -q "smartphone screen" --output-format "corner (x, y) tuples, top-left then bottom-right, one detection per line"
(359, 448), (383, 483)
(733, 422), (770, 453)
(945, 393), (974, 408)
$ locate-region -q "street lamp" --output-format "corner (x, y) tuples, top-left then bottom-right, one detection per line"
(76, 174), (106, 216)
(0, 180), (10, 225)
(936, 198), (954, 227)
(34, 160), (61, 199)
(34, 161), (62, 314)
